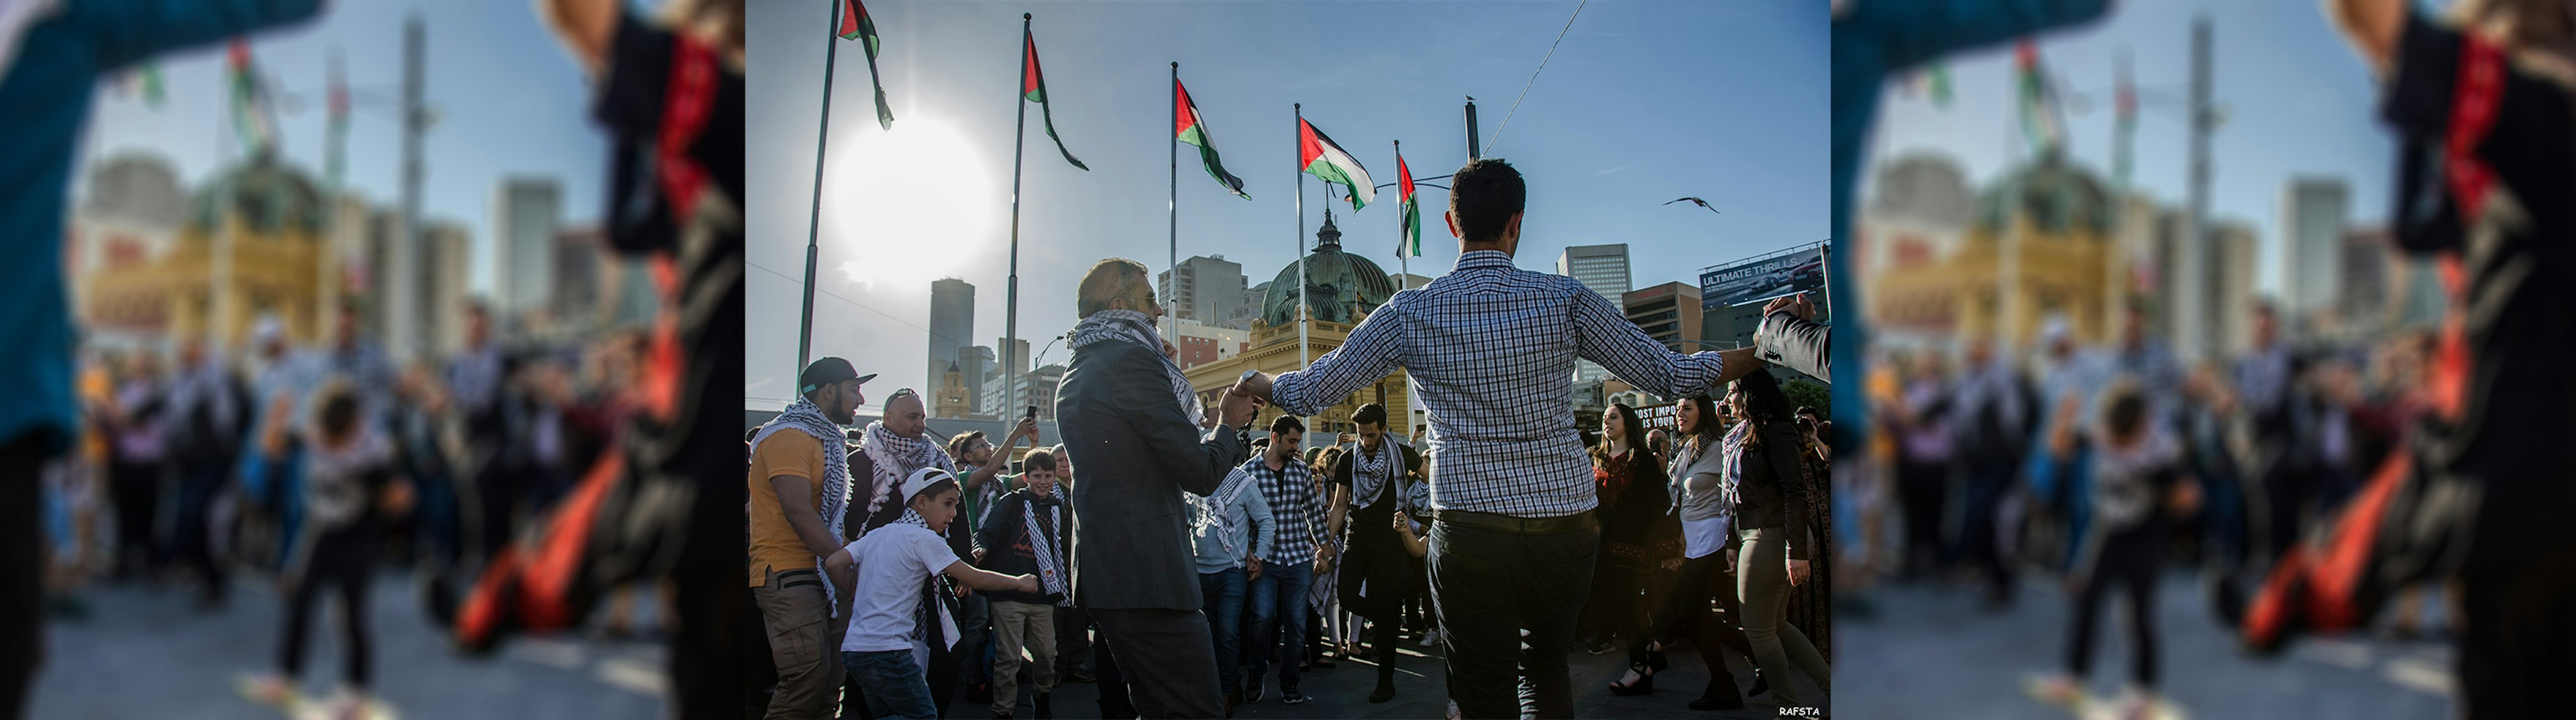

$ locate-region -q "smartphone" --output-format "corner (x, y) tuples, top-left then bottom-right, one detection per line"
(1024, 405), (1038, 421)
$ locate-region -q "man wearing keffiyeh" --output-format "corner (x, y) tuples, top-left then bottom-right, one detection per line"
(1056, 258), (1264, 719)
(747, 357), (871, 720)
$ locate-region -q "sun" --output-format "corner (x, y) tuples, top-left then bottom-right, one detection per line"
(826, 114), (998, 291)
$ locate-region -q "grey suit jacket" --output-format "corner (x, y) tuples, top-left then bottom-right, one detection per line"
(1056, 338), (1246, 611)
(1754, 311), (1830, 384)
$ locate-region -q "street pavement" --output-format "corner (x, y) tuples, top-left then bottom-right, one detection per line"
(1838, 570), (2457, 719)
(32, 572), (667, 719)
(975, 621), (1827, 720)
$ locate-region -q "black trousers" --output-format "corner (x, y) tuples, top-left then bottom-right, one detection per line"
(171, 461), (229, 601)
(1960, 461), (2019, 601)
(1897, 460), (1950, 579)
(280, 523), (376, 688)
(1340, 531), (1411, 679)
(107, 459), (162, 578)
(1428, 518), (1597, 720)
(1092, 607), (1224, 719)
(1, 434), (48, 720)
(1631, 552), (1752, 692)
(2066, 522), (2162, 688)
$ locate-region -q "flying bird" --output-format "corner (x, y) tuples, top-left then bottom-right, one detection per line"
(1665, 197), (1720, 213)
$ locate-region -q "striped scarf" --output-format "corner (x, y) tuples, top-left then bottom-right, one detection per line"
(1020, 487), (1069, 605)
(750, 398), (851, 615)
(1070, 309), (1201, 426)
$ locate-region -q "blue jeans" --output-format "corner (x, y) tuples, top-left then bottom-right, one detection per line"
(1198, 568), (1248, 692)
(843, 650), (935, 719)
(1243, 559), (1312, 691)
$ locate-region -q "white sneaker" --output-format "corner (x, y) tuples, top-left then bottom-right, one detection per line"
(1419, 629), (1441, 648)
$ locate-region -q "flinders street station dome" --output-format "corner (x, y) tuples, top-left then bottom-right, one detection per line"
(1260, 208), (1395, 327)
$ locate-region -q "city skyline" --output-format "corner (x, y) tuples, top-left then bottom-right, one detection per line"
(745, 1), (1826, 409)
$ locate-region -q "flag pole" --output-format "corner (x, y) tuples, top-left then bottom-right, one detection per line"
(798, 0), (844, 381)
(1169, 62), (1179, 344)
(1295, 103), (1309, 373)
(1006, 13), (1032, 424)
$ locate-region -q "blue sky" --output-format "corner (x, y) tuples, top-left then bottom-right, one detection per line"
(76, 0), (619, 301)
(747, 0), (1829, 408)
(1869, 1), (2401, 298)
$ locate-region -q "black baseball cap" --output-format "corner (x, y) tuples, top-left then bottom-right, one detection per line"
(799, 357), (875, 395)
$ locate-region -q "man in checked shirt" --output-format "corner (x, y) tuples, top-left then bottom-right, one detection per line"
(1234, 158), (1768, 719)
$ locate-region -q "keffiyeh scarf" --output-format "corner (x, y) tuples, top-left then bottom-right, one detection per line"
(861, 421), (958, 535)
(1347, 441), (1399, 509)
(751, 398), (853, 615)
(1193, 466), (1259, 560)
(1022, 488), (1071, 605)
(1719, 421), (1754, 511)
(1071, 309), (1201, 426)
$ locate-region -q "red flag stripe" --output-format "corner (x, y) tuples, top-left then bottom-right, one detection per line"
(1398, 153), (1415, 200)
(840, 0), (862, 38)
(1175, 80), (1197, 138)
(1022, 32), (1042, 97)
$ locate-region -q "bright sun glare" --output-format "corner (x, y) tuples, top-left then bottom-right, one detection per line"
(828, 115), (996, 291)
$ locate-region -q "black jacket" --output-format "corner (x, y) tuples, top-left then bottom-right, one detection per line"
(1729, 421), (1817, 561)
(1057, 337), (1246, 611)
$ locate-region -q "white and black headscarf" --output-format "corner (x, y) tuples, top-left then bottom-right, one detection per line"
(1071, 309), (1201, 426)
(860, 420), (959, 535)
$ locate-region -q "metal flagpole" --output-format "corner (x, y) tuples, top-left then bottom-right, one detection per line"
(1295, 103), (1309, 372)
(798, 0), (844, 378)
(1005, 13), (1032, 423)
(1169, 62), (1179, 344)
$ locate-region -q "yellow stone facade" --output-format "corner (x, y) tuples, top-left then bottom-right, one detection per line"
(82, 213), (335, 348)
(1868, 213), (2122, 348)
(1183, 315), (1413, 435)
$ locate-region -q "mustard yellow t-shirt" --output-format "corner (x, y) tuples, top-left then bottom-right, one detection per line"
(747, 431), (829, 586)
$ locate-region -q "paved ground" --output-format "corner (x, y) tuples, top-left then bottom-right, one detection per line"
(965, 622), (1827, 720)
(1838, 570), (2459, 719)
(32, 572), (667, 719)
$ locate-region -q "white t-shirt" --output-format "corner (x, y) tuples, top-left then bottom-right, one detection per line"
(839, 524), (961, 654)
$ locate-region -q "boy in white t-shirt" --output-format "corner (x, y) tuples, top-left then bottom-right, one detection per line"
(828, 467), (1038, 720)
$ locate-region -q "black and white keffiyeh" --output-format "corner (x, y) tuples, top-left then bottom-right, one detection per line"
(1192, 466), (1259, 560)
(860, 421), (959, 535)
(751, 397), (853, 615)
(1020, 487), (1071, 605)
(1071, 309), (1201, 426)
(1346, 440), (1401, 509)
(1719, 421), (1753, 511)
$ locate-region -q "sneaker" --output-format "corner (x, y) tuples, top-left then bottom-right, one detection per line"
(237, 674), (297, 709)
(1281, 689), (1310, 705)
(1419, 629), (1442, 648)
(2025, 673), (2082, 709)
(1245, 679), (1266, 703)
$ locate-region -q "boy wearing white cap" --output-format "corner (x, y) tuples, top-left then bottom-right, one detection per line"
(827, 467), (1038, 720)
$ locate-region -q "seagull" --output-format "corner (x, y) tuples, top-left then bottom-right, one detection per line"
(1665, 197), (1720, 213)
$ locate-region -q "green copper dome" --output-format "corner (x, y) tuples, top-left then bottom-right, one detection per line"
(1974, 148), (2115, 237)
(1263, 209), (1395, 326)
(186, 150), (328, 237)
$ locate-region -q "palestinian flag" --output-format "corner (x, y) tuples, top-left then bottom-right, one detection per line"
(1298, 118), (1372, 211)
(839, 0), (893, 130)
(1174, 79), (1246, 199)
(1396, 149), (1421, 257)
(228, 41), (274, 153)
(2015, 40), (2061, 154)
(1022, 28), (1087, 170)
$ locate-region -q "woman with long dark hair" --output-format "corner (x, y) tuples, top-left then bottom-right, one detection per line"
(1725, 370), (1831, 713)
(1607, 395), (1761, 710)
(1581, 404), (1683, 655)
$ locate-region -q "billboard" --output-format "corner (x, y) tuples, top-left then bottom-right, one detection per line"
(1701, 243), (1827, 311)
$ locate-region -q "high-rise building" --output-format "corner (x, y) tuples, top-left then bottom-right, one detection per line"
(928, 278), (974, 397)
(1556, 244), (1632, 301)
(553, 227), (604, 329)
(2279, 178), (2349, 327)
(961, 345), (996, 415)
(2341, 227), (2390, 325)
(1157, 255), (1247, 324)
(984, 364), (1067, 422)
(1623, 282), (1703, 354)
(492, 178), (561, 323)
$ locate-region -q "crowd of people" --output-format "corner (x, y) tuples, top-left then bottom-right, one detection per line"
(36, 297), (665, 716)
(1843, 296), (2453, 717)
(748, 158), (1838, 719)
